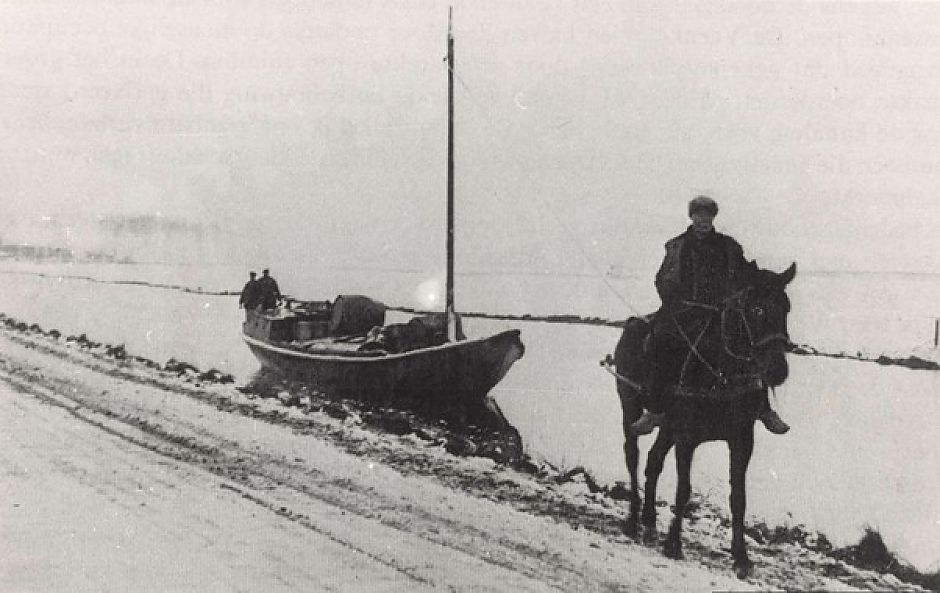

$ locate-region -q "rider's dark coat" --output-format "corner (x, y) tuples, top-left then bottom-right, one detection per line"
(655, 226), (751, 310)
(645, 226), (756, 410)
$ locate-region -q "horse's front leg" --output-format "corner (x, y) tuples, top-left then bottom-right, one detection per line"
(729, 426), (755, 578)
(641, 427), (673, 545)
(664, 440), (694, 559)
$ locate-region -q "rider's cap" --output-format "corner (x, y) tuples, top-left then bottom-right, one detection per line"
(688, 195), (718, 217)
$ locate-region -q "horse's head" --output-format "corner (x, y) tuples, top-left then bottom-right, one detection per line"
(724, 262), (796, 387)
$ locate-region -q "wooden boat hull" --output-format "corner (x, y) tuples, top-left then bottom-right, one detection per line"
(242, 328), (524, 430)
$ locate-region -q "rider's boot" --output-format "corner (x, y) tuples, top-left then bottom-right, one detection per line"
(630, 410), (665, 435)
(758, 407), (790, 434)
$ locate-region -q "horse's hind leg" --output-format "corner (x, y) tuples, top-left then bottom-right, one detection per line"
(622, 434), (641, 537)
(641, 428), (672, 544)
(664, 440), (694, 560)
(729, 428), (755, 578)
(620, 390), (642, 537)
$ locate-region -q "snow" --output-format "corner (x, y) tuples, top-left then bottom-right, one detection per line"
(0, 329), (777, 592)
(0, 261), (938, 578)
(496, 320), (940, 572)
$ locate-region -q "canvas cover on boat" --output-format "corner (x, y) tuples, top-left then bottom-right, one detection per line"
(330, 295), (386, 336)
(357, 314), (448, 354)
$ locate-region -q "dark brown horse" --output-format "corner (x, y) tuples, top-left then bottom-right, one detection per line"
(608, 262), (796, 578)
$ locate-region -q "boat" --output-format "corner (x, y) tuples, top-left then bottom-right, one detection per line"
(242, 11), (524, 432)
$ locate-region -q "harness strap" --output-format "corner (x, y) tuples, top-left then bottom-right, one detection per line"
(602, 357), (765, 403)
(599, 358), (645, 394)
(674, 376), (765, 401)
(675, 316), (723, 381)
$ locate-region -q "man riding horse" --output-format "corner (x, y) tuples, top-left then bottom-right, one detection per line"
(631, 195), (790, 435)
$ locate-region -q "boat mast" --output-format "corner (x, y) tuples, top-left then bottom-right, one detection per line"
(445, 7), (457, 341)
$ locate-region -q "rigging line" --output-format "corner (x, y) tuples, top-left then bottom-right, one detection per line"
(495, 386), (616, 397)
(449, 68), (642, 316)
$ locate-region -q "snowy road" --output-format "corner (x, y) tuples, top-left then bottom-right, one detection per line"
(0, 370), (590, 592)
(0, 379), (436, 593)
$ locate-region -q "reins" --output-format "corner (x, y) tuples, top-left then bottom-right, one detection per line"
(721, 306), (755, 362)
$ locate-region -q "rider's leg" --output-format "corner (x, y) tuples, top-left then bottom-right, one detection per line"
(631, 327), (683, 435)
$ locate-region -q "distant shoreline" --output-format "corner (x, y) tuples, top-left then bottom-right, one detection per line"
(789, 343), (940, 372)
(389, 306), (624, 328)
(3, 268), (939, 373)
(3, 257), (940, 279)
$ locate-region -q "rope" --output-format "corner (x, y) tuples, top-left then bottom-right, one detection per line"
(448, 66), (643, 316)
(493, 386), (597, 396)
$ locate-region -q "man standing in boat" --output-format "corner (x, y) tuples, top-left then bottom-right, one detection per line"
(257, 268), (281, 311)
(238, 271), (260, 318)
(631, 195), (791, 435)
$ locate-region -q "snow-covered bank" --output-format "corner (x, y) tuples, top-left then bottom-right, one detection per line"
(1, 263), (939, 573)
(0, 316), (935, 591)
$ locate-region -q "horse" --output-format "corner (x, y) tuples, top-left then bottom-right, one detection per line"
(609, 262), (796, 578)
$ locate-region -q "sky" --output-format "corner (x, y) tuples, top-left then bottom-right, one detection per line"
(2, 0), (940, 276)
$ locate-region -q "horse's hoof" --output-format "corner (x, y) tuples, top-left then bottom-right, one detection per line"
(622, 518), (640, 538)
(642, 527), (658, 546)
(663, 540), (683, 560)
(733, 557), (753, 579)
